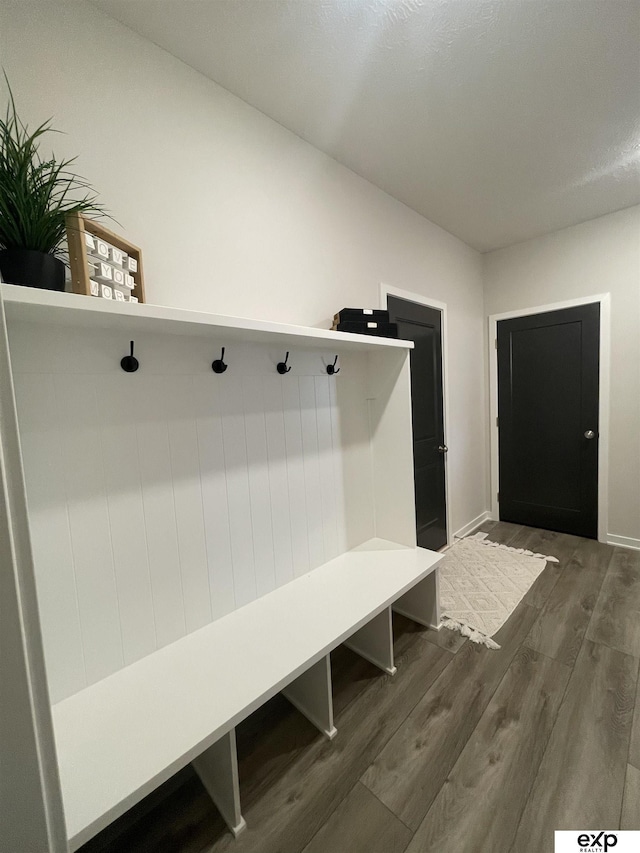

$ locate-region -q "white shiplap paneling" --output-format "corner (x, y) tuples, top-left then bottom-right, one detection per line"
(281, 377), (311, 579)
(193, 374), (236, 621)
(262, 375), (295, 588)
(298, 376), (325, 571)
(315, 376), (339, 563)
(12, 374), (86, 704)
(96, 376), (157, 667)
(55, 374), (124, 686)
(134, 374), (187, 649)
(165, 376), (212, 633)
(11, 324), (352, 701)
(242, 375), (277, 598)
(220, 379), (257, 608)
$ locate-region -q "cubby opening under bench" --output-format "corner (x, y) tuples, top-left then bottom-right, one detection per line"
(0, 285), (443, 851)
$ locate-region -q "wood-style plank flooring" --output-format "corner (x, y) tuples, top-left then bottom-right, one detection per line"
(81, 523), (640, 853)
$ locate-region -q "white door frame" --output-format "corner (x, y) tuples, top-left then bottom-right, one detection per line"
(379, 283), (452, 546)
(489, 293), (611, 543)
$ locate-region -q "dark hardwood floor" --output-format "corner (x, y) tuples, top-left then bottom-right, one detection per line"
(81, 523), (640, 853)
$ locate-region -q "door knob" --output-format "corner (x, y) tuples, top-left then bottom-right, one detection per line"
(438, 445), (448, 453)
(584, 430), (596, 439)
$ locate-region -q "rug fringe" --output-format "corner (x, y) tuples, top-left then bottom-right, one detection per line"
(440, 617), (501, 650)
(465, 533), (559, 563)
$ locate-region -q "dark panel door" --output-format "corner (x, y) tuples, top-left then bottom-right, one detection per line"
(497, 303), (600, 539)
(387, 297), (447, 550)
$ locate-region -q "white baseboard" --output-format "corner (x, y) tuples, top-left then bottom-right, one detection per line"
(453, 514), (640, 551)
(606, 534), (640, 551)
(453, 511), (493, 540)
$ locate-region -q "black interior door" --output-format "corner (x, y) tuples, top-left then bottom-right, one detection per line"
(497, 303), (600, 539)
(387, 297), (447, 550)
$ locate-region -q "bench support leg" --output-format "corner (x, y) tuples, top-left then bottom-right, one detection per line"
(192, 729), (246, 837)
(344, 607), (397, 675)
(282, 655), (337, 740)
(393, 569), (441, 630)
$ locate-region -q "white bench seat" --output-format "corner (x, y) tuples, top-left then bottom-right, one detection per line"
(52, 538), (442, 850)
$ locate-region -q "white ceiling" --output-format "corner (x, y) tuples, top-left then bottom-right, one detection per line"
(94, 0), (640, 252)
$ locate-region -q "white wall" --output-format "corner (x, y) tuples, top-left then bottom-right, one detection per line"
(484, 206), (640, 545)
(0, 0), (487, 538)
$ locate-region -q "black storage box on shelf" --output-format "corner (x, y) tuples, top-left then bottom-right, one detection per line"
(333, 307), (390, 324)
(333, 320), (399, 338)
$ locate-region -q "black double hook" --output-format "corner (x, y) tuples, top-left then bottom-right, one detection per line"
(277, 351), (292, 374)
(326, 355), (340, 376)
(120, 341), (139, 373)
(212, 347), (228, 374)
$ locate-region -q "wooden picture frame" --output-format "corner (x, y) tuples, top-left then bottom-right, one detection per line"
(66, 212), (146, 303)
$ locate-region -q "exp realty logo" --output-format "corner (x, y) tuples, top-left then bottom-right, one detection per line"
(555, 831), (640, 852)
(576, 833), (618, 851)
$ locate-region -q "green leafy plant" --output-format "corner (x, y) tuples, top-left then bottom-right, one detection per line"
(0, 76), (108, 255)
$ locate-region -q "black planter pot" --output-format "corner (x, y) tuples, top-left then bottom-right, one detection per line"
(0, 248), (65, 291)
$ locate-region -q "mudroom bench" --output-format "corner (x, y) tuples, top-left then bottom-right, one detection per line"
(1, 285), (442, 852)
(53, 538), (441, 849)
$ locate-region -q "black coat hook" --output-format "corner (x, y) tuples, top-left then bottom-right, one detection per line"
(326, 355), (340, 376)
(277, 351), (292, 374)
(120, 341), (139, 373)
(212, 347), (228, 374)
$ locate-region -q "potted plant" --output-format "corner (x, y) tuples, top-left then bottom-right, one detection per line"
(0, 78), (106, 291)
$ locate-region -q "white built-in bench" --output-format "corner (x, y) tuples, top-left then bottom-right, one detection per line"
(1, 285), (442, 852)
(53, 538), (441, 850)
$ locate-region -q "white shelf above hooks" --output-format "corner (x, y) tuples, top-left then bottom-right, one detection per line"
(1, 285), (413, 352)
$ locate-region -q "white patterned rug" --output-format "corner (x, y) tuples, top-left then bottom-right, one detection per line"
(439, 532), (559, 649)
